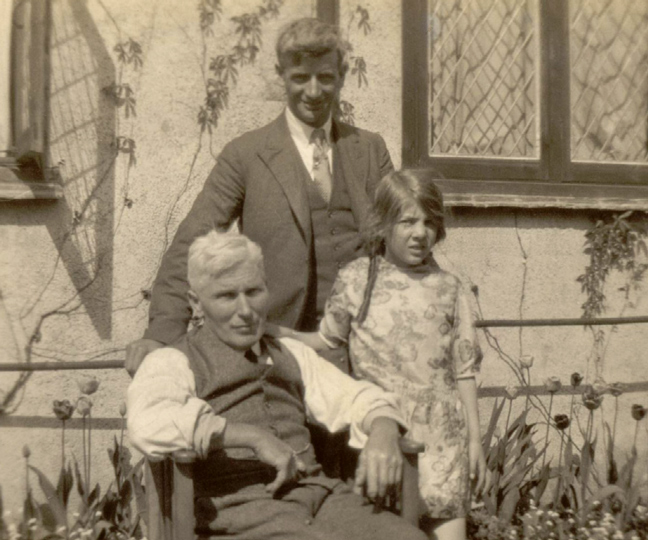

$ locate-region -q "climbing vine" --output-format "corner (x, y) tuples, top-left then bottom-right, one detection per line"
(577, 211), (648, 319)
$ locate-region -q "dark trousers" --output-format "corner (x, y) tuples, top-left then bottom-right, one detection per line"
(195, 479), (426, 540)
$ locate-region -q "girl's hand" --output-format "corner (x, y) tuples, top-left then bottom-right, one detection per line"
(469, 438), (487, 495)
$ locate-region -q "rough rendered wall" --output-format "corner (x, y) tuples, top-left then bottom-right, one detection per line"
(0, 0), (646, 511)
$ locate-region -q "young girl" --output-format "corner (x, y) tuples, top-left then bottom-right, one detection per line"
(279, 170), (486, 540)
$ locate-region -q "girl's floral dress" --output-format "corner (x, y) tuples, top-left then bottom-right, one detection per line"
(319, 256), (482, 518)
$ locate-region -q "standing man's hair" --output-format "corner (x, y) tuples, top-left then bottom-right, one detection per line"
(275, 18), (349, 75)
(188, 229), (264, 295)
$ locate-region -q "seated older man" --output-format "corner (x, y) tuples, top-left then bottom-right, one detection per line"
(127, 229), (426, 540)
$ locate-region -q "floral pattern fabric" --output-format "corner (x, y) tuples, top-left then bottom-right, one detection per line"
(320, 256), (482, 518)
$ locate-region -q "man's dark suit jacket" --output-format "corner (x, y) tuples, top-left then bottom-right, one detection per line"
(144, 113), (393, 345)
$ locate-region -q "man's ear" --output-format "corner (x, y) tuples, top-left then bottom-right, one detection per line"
(275, 63), (284, 77)
(339, 63), (348, 86)
(188, 290), (203, 318)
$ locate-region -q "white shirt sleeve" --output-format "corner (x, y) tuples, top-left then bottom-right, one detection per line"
(126, 347), (226, 461)
(279, 337), (406, 449)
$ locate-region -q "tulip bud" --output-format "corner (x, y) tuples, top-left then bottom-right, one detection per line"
(544, 376), (562, 394)
(77, 377), (100, 395)
(608, 383), (624, 397)
(76, 396), (93, 416)
(22, 444), (31, 459)
(505, 385), (520, 400)
(571, 372), (583, 388)
(519, 355), (534, 369)
(592, 379), (609, 395)
(119, 402), (127, 417)
(53, 399), (74, 421)
(631, 404), (646, 421)
(582, 386), (603, 410)
(554, 414), (570, 431)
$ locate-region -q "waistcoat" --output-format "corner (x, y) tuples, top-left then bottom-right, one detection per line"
(172, 328), (319, 491)
(302, 149), (362, 329)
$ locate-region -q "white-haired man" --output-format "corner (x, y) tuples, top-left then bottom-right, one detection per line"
(127, 229), (426, 540)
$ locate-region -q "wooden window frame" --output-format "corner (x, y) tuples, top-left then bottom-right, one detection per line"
(402, 0), (648, 210)
(1, 0), (61, 201)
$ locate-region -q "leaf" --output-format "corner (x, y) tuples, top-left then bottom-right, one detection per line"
(482, 398), (505, 450)
(56, 465), (73, 508)
(73, 459), (86, 503)
(30, 465), (67, 529)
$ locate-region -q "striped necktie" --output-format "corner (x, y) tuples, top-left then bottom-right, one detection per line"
(310, 128), (332, 204)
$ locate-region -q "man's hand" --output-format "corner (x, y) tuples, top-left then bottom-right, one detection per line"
(252, 432), (307, 495)
(354, 417), (402, 500)
(469, 438), (488, 495)
(222, 423), (307, 495)
(125, 338), (163, 377)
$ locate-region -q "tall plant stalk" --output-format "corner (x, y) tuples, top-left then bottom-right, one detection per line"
(542, 393), (555, 470)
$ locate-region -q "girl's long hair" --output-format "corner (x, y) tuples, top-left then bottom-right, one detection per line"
(357, 170), (446, 324)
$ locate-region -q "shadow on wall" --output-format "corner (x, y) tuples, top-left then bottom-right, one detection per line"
(0, 0), (117, 340)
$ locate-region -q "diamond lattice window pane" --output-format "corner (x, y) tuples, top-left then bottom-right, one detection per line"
(570, 0), (648, 163)
(428, 0), (539, 158)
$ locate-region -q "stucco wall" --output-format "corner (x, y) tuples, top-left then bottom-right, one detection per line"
(1, 0), (646, 512)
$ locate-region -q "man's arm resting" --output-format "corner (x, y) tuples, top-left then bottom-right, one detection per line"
(220, 423), (307, 495)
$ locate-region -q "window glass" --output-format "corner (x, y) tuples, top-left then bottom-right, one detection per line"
(570, 0), (648, 164)
(428, 0), (539, 159)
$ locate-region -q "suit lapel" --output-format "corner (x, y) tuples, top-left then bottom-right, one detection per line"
(332, 120), (372, 229)
(258, 115), (311, 244)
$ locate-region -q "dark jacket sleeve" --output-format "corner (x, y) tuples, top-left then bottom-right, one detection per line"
(367, 131), (394, 198)
(143, 141), (246, 344)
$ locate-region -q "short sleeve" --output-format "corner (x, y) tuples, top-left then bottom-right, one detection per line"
(319, 266), (354, 347)
(452, 283), (483, 379)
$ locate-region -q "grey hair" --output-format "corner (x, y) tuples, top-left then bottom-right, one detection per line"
(187, 229), (265, 294)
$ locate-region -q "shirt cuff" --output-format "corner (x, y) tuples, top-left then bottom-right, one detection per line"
(362, 406), (408, 437)
(192, 415), (227, 459)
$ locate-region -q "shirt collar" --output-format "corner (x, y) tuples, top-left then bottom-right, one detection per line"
(285, 107), (332, 146)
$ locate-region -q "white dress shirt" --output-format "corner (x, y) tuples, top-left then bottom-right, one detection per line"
(127, 337), (405, 461)
(284, 107), (333, 181)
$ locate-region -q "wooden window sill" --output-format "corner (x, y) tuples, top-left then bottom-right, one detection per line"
(0, 161), (62, 201)
(432, 178), (648, 211)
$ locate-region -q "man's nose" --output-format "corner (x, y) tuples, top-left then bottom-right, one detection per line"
(236, 295), (253, 318)
(305, 76), (321, 99)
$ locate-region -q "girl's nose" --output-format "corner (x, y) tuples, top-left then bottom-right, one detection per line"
(412, 220), (427, 237)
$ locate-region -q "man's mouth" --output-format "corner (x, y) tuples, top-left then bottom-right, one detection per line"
(233, 324), (258, 334)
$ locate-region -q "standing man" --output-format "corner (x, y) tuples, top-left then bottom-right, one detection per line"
(125, 17), (393, 375)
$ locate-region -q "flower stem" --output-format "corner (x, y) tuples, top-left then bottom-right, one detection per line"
(542, 393), (554, 470)
(504, 399), (513, 439)
(554, 431), (565, 506)
(82, 415), (87, 497)
(61, 420), (66, 471)
(87, 410), (92, 492)
(524, 367), (531, 412)
(567, 393), (575, 448)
